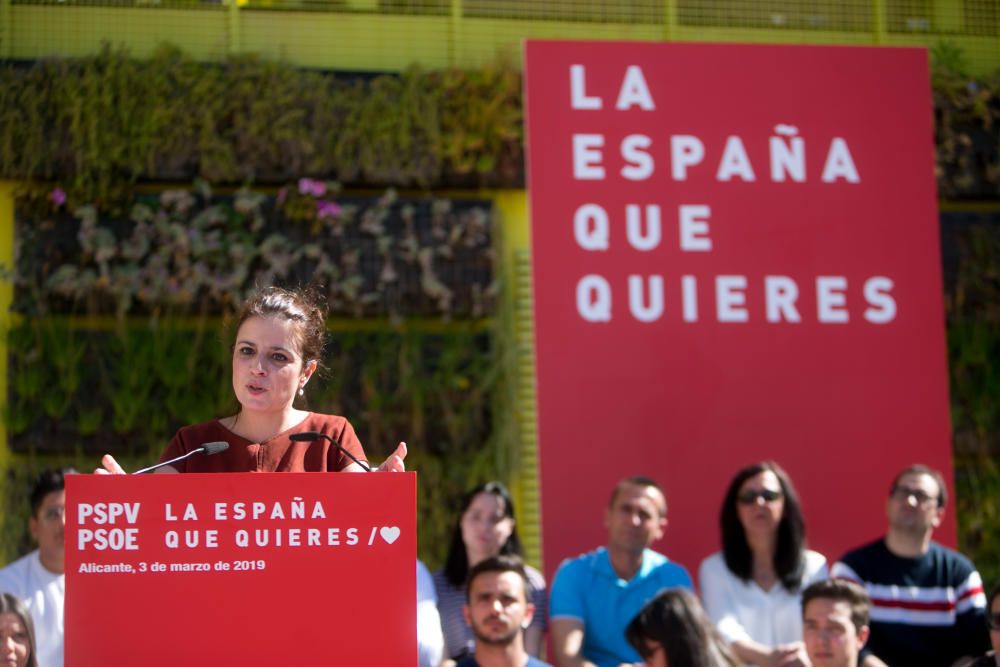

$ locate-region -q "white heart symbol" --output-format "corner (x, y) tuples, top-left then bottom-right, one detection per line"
(380, 526), (401, 545)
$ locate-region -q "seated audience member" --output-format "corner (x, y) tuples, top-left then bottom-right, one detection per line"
(1, 592), (38, 667)
(457, 555), (552, 667)
(831, 464), (989, 667)
(968, 582), (1000, 667)
(625, 587), (738, 667)
(699, 461), (827, 667)
(435, 482), (547, 662)
(417, 560), (444, 667)
(801, 579), (871, 667)
(549, 476), (693, 667)
(0, 469), (73, 667)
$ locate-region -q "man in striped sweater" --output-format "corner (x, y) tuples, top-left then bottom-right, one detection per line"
(831, 464), (989, 667)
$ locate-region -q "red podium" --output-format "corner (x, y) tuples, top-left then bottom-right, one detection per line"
(65, 472), (416, 666)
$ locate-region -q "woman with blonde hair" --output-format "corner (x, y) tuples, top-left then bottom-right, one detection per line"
(0, 593), (37, 667)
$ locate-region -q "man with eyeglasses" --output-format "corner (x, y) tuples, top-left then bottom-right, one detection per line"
(831, 464), (989, 667)
(0, 468), (74, 667)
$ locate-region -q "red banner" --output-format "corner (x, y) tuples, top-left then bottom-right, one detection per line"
(65, 473), (416, 666)
(524, 41), (952, 578)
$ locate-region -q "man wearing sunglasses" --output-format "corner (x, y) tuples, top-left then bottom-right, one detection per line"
(0, 468), (74, 667)
(831, 464), (989, 667)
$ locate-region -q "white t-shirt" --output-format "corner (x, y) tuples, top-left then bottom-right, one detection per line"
(0, 549), (65, 667)
(416, 560), (444, 667)
(699, 549), (828, 649)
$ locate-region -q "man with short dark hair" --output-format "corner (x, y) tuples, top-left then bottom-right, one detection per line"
(458, 555), (551, 667)
(549, 476), (693, 667)
(831, 464), (989, 667)
(801, 579), (871, 667)
(0, 468), (74, 667)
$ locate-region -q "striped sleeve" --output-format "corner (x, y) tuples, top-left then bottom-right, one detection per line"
(955, 569), (986, 615)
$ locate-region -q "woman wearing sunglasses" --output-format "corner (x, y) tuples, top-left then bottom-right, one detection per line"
(698, 461), (828, 667)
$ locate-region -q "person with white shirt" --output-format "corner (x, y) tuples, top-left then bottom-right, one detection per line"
(0, 468), (74, 667)
(699, 461), (827, 667)
(417, 560), (444, 667)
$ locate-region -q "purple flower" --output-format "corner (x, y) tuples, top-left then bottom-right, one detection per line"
(298, 178), (326, 198)
(50, 188), (66, 207)
(276, 187), (288, 205)
(316, 200), (342, 220)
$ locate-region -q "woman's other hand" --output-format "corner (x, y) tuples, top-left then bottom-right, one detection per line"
(377, 442), (407, 472)
(94, 454), (126, 475)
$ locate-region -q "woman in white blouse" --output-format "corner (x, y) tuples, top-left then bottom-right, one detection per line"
(698, 461), (828, 667)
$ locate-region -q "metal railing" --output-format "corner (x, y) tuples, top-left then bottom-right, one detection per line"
(1, 0), (998, 72)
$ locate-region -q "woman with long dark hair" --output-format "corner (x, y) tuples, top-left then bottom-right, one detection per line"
(626, 587), (738, 667)
(433, 481), (547, 661)
(698, 461), (827, 667)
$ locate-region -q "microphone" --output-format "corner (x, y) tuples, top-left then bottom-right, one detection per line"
(132, 441), (230, 474)
(289, 431), (372, 472)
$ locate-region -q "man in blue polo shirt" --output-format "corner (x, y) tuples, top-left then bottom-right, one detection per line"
(549, 476), (693, 667)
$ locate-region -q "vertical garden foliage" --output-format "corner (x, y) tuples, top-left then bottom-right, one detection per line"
(2, 184), (499, 567)
(0, 46), (524, 208)
(948, 222), (1000, 586)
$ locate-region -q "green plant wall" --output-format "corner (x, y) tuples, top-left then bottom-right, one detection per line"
(946, 218), (1000, 587)
(0, 183), (504, 568)
(0, 45), (523, 207)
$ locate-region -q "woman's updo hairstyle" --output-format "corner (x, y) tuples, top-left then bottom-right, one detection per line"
(234, 286), (327, 366)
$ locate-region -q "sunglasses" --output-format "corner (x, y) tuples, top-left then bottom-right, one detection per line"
(737, 489), (783, 505)
(989, 612), (1000, 631)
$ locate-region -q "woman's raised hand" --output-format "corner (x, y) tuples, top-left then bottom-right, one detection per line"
(94, 454), (127, 475)
(376, 442), (407, 472)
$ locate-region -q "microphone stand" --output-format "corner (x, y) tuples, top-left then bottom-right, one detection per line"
(289, 432), (372, 472)
(132, 443), (229, 474)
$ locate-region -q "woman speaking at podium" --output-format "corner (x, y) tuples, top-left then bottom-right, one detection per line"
(96, 286), (406, 475)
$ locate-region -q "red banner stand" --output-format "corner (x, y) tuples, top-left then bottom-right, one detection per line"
(65, 472), (416, 666)
(523, 40), (953, 577)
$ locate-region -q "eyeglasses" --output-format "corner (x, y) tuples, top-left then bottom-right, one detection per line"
(890, 486), (938, 506)
(737, 489), (783, 505)
(41, 506), (65, 521)
(988, 612), (1000, 631)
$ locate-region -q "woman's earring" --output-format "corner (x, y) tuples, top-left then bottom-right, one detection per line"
(298, 386), (305, 396)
